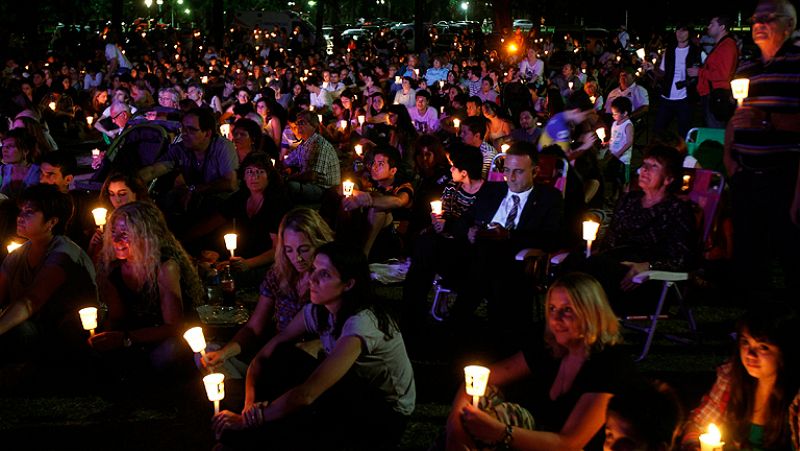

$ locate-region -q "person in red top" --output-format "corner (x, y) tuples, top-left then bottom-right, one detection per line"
(688, 15), (739, 128)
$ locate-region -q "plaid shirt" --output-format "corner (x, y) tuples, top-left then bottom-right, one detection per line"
(285, 132), (340, 188)
(682, 362), (732, 447)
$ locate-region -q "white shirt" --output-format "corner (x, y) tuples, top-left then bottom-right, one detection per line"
(407, 106), (439, 133)
(659, 46), (689, 100)
(605, 83), (649, 114)
(491, 186), (533, 229)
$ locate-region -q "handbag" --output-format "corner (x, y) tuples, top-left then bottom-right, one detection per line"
(708, 85), (736, 122)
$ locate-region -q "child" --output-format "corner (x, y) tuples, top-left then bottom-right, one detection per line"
(608, 96), (634, 188)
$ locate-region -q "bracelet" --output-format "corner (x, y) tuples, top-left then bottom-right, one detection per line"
(500, 424), (514, 447)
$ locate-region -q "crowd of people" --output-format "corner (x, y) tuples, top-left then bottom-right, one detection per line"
(1, 0), (799, 449)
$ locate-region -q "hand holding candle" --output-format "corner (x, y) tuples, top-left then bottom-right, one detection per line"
(79, 307), (98, 337)
(595, 127), (606, 143)
(203, 373), (225, 415)
(354, 144), (363, 157)
(430, 200), (443, 216)
(183, 326), (208, 357)
(464, 365), (490, 408)
(343, 180), (355, 197)
(91, 207), (108, 231)
(6, 241), (22, 254)
(223, 233), (237, 258)
(582, 220), (600, 258)
(699, 423), (724, 451)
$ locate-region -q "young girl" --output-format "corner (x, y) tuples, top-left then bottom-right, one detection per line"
(213, 242), (415, 450)
(608, 96), (634, 188)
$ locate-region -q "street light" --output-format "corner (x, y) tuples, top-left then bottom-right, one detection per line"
(461, 2), (469, 21)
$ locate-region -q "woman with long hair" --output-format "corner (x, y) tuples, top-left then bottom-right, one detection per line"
(255, 97), (285, 148)
(202, 207), (333, 373)
(213, 241), (415, 450)
(88, 172), (151, 261)
(681, 309), (799, 451)
(90, 201), (203, 370)
(446, 272), (641, 451)
(1, 128), (41, 198)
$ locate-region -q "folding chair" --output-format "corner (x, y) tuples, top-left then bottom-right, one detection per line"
(623, 168), (725, 361)
(685, 127), (725, 157)
(487, 152), (506, 182)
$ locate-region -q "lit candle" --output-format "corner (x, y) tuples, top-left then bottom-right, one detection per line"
(203, 373), (225, 415)
(590, 95), (596, 104)
(78, 307), (98, 337)
(309, 105), (315, 111)
(395, 76), (401, 84)
(500, 143), (510, 153)
(682, 175), (692, 191)
(357, 115), (365, 126)
(201, 76), (208, 84)
(568, 81), (574, 90)
(219, 123), (231, 138)
(430, 200), (443, 215)
(582, 220), (600, 258)
(317, 114), (323, 124)
(464, 365), (490, 408)
(439, 80), (445, 89)
(440, 106), (445, 114)
(339, 120), (348, 130)
(699, 423), (724, 451)
(223, 233), (237, 258)
(636, 48), (645, 60)
(342, 180), (355, 197)
(414, 68), (419, 76)
(48, 101), (56, 111)
(183, 326), (207, 357)
(595, 127), (606, 142)
(452, 118), (460, 130)
(354, 144), (363, 157)
(91, 207), (108, 231)
(6, 241), (23, 254)
(86, 116), (94, 127)
(270, 158), (276, 166)
(731, 78), (750, 107)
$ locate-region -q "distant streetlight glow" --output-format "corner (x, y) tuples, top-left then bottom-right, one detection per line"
(144, 0), (153, 7)
(461, 1), (469, 21)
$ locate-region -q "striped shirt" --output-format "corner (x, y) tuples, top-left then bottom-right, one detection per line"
(284, 133), (341, 188)
(732, 42), (800, 158)
(441, 182), (479, 221)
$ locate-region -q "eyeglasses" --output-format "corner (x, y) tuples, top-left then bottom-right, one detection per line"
(244, 168), (267, 177)
(112, 111), (130, 120)
(750, 13), (790, 24)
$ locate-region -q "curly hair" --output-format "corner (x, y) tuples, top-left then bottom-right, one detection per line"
(98, 201), (204, 308)
(273, 208), (335, 296)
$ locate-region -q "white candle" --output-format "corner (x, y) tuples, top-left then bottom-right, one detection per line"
(342, 180), (355, 197)
(430, 200), (443, 215)
(78, 307), (98, 336)
(439, 80), (445, 89)
(6, 241), (22, 254)
(464, 365), (490, 408)
(395, 76), (401, 84)
(309, 105), (314, 112)
(500, 143), (510, 153)
(219, 123), (230, 138)
(357, 115), (365, 126)
(317, 114), (323, 124)
(452, 118), (460, 130)
(590, 95), (596, 104)
(86, 116), (94, 127)
(699, 423), (724, 451)
(636, 48), (645, 60)
(582, 220), (600, 258)
(731, 78), (750, 106)
(91, 207), (108, 230)
(48, 101), (56, 111)
(201, 76), (208, 84)
(354, 144), (363, 157)
(595, 127), (606, 142)
(568, 81), (574, 90)
(183, 326), (207, 357)
(223, 233), (237, 258)
(203, 373), (225, 415)
(339, 120), (348, 130)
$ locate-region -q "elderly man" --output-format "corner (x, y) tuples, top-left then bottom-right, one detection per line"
(725, 0), (800, 304)
(95, 101), (132, 140)
(605, 71), (650, 121)
(282, 108), (340, 203)
(139, 107), (238, 221)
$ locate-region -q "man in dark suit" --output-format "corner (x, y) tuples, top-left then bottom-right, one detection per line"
(458, 141), (564, 349)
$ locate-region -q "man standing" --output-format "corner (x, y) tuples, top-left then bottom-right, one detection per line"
(282, 108), (340, 203)
(688, 15), (739, 128)
(725, 0), (800, 304)
(653, 24), (703, 138)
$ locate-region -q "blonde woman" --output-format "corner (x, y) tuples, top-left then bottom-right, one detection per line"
(446, 272), (641, 451)
(202, 207), (334, 374)
(90, 201), (203, 369)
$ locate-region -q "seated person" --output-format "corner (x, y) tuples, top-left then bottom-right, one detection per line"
(342, 146), (414, 260)
(586, 145), (696, 312)
(1, 128), (41, 199)
(186, 152), (292, 286)
(446, 272), (642, 451)
(510, 108), (543, 145)
(39, 152), (96, 250)
(457, 141), (564, 345)
(604, 383), (682, 451)
(213, 242), (415, 450)
(90, 201), (203, 373)
(680, 309), (800, 451)
(402, 145), (486, 330)
(95, 101), (133, 141)
(459, 116), (497, 179)
(138, 107), (239, 225)
(202, 208), (334, 377)
(0, 185), (98, 366)
(281, 108), (341, 204)
(88, 172), (150, 261)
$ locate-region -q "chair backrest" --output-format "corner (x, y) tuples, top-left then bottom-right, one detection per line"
(534, 153), (569, 197)
(487, 152), (506, 182)
(681, 168), (725, 243)
(685, 127), (725, 157)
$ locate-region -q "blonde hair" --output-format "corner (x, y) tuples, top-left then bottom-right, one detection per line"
(273, 208), (335, 295)
(544, 272), (622, 356)
(98, 201), (204, 308)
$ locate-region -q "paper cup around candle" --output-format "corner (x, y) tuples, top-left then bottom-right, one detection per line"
(395, 76), (401, 84)
(91, 207), (108, 230)
(342, 180), (355, 198)
(79, 307), (98, 336)
(636, 48), (645, 60)
(464, 365), (490, 408)
(6, 241), (23, 254)
(595, 127), (606, 142)
(86, 116), (94, 127)
(582, 220), (600, 258)
(223, 233), (237, 258)
(203, 373), (225, 415)
(699, 423), (724, 451)
(500, 143), (510, 153)
(48, 101), (56, 111)
(183, 326), (207, 356)
(339, 120), (348, 130)
(357, 115), (365, 125)
(568, 81), (573, 90)
(354, 144), (363, 157)
(430, 200), (443, 215)
(730, 78), (749, 106)
(452, 118), (460, 129)
(219, 123), (231, 138)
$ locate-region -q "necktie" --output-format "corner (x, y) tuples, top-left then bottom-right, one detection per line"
(504, 195), (520, 230)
